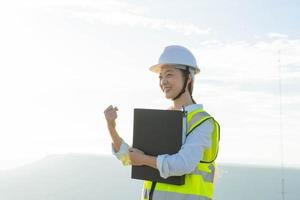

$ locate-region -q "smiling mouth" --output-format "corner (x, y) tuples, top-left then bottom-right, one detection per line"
(164, 87), (171, 92)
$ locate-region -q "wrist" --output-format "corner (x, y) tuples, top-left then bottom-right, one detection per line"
(142, 154), (157, 169)
(141, 154), (148, 165)
(106, 121), (116, 129)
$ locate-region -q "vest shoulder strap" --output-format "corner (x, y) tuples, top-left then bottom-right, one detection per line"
(186, 110), (214, 136)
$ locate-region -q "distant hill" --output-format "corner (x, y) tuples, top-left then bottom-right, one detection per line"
(0, 154), (143, 200)
(0, 154), (299, 200)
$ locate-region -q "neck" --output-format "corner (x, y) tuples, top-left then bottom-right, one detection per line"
(171, 91), (194, 110)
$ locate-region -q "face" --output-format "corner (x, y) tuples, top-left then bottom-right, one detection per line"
(159, 65), (190, 99)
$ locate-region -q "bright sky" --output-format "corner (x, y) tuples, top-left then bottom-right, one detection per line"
(0, 0), (299, 170)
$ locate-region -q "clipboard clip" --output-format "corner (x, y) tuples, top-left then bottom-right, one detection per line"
(182, 105), (188, 117)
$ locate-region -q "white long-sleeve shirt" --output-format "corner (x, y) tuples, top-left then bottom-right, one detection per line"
(111, 103), (214, 179)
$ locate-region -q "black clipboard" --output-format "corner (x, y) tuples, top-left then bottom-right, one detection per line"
(131, 108), (185, 185)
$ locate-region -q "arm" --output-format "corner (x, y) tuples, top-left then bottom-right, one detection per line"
(155, 118), (214, 179)
(107, 122), (122, 152)
(104, 105), (131, 166)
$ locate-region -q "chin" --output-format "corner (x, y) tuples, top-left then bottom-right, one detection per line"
(164, 93), (174, 99)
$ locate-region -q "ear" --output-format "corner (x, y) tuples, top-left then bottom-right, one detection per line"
(188, 74), (193, 84)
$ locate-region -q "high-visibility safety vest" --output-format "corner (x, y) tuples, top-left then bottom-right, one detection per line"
(142, 108), (220, 200)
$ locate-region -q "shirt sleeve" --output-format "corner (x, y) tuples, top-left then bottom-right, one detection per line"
(111, 137), (132, 166)
(156, 118), (214, 179)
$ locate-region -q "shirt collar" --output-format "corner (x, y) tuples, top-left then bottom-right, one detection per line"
(182, 103), (203, 112)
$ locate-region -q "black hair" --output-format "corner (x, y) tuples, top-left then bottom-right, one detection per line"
(172, 66), (196, 104)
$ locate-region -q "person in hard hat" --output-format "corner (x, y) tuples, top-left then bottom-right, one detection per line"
(104, 45), (220, 200)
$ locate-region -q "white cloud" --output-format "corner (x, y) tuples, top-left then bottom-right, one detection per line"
(193, 39), (300, 82)
(46, 0), (211, 36)
(267, 32), (288, 39)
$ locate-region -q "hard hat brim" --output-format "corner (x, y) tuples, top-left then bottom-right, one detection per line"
(149, 63), (200, 74)
(149, 63), (167, 73)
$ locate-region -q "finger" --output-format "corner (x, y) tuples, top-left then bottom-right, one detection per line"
(105, 107), (116, 114)
(129, 148), (135, 152)
(104, 105), (113, 113)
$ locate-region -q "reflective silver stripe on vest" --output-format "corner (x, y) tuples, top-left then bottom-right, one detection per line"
(187, 111), (211, 132)
(144, 189), (212, 200)
(143, 187), (148, 199)
(190, 163), (215, 183)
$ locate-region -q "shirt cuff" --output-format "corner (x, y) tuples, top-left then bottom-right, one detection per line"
(111, 138), (131, 166)
(156, 154), (169, 179)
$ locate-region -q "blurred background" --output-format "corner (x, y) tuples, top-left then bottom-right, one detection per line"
(0, 0), (299, 199)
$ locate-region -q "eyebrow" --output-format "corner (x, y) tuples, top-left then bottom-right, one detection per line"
(159, 69), (174, 75)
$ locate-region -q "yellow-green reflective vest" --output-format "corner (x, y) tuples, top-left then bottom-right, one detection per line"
(142, 108), (220, 200)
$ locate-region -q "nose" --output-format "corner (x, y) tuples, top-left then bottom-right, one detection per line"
(161, 77), (168, 85)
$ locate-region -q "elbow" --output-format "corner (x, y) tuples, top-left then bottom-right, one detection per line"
(178, 158), (197, 175)
(186, 165), (196, 174)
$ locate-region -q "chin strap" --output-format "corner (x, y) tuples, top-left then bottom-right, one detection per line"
(172, 66), (190, 101)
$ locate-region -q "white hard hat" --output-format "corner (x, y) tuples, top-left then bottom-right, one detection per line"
(149, 45), (200, 74)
